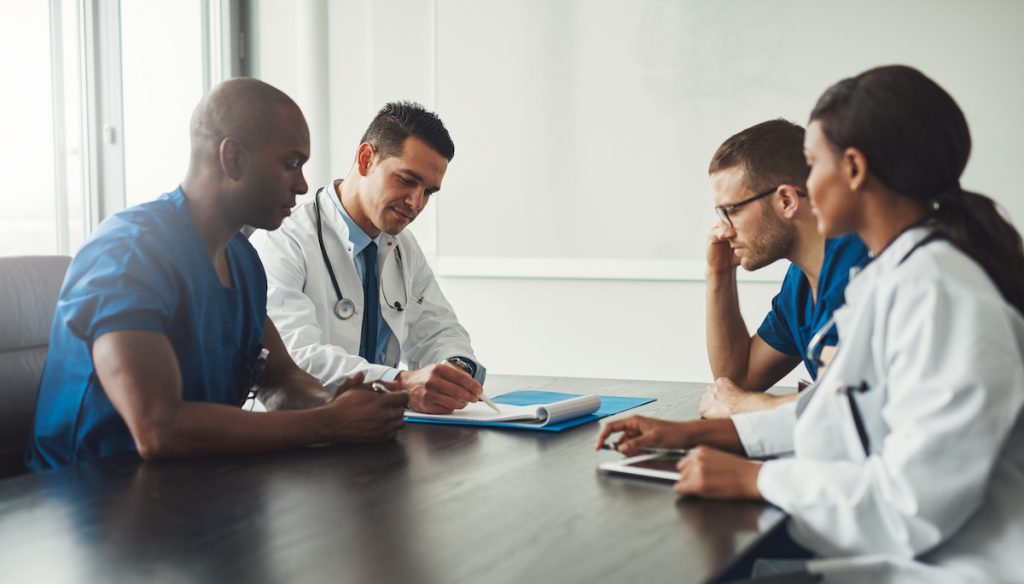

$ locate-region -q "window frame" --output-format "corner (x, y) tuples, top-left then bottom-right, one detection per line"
(44, 0), (243, 255)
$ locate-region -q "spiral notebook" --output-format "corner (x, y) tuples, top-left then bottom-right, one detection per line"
(404, 390), (655, 432)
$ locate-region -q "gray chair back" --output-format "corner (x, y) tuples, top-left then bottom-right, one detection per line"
(0, 255), (70, 478)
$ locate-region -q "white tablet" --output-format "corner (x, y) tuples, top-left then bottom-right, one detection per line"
(598, 453), (682, 482)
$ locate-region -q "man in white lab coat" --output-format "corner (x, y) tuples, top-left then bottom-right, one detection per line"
(250, 102), (485, 414)
(701, 120), (869, 418)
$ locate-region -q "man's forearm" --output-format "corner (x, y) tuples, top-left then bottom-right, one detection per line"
(134, 401), (332, 460)
(706, 269), (753, 381)
(258, 367), (331, 411)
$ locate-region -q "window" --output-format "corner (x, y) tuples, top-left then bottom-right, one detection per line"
(0, 0), (240, 257)
(121, 1), (206, 207)
(0, 2), (62, 255)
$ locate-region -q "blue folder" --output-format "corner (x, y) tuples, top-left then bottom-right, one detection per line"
(405, 390), (656, 432)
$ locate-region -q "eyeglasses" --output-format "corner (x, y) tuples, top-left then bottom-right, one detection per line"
(714, 186), (807, 228)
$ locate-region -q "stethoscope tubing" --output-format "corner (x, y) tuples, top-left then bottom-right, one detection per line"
(313, 188), (408, 320)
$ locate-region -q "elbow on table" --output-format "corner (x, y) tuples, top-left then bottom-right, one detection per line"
(130, 419), (182, 461)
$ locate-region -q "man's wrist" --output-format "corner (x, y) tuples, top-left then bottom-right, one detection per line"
(309, 406), (336, 444)
(705, 266), (738, 281)
(378, 367), (401, 383)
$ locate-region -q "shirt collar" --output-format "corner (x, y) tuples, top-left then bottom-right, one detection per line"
(326, 182), (376, 255)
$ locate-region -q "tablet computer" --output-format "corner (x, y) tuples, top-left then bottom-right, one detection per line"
(598, 453), (682, 482)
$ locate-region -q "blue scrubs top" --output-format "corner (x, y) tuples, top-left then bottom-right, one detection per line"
(756, 234), (870, 379)
(26, 187), (267, 471)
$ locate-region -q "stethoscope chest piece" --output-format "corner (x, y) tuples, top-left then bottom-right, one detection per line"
(334, 298), (357, 320)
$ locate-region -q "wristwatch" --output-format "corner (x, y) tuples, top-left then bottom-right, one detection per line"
(446, 357), (474, 376)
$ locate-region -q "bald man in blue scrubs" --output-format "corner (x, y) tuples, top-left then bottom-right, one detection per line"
(27, 78), (407, 471)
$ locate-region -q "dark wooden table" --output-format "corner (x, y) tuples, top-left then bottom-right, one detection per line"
(0, 375), (784, 584)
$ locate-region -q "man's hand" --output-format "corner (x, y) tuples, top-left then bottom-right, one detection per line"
(699, 377), (780, 418)
(594, 415), (694, 456)
(396, 363), (483, 414)
(706, 223), (741, 275)
(674, 446), (763, 500)
(321, 373), (409, 443)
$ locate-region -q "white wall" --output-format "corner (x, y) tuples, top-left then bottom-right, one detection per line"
(249, 0), (1024, 384)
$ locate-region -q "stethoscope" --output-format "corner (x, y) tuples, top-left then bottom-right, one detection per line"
(314, 188), (409, 320)
(795, 225), (948, 450)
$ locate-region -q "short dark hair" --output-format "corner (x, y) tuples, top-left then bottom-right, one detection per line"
(708, 119), (808, 193)
(359, 101), (455, 162)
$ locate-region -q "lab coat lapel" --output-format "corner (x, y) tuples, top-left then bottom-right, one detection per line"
(378, 233), (408, 342)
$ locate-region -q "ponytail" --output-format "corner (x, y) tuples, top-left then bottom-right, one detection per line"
(930, 188), (1024, 315)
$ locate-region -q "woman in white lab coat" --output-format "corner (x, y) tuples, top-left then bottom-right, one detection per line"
(597, 65), (1024, 582)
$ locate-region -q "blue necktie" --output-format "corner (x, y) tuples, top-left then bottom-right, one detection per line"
(359, 242), (380, 363)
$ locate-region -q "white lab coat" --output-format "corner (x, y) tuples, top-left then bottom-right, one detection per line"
(249, 183), (482, 390)
(732, 227), (1024, 583)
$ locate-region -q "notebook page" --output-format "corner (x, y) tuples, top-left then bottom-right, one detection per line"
(404, 401), (544, 423)
(403, 394), (602, 426)
(535, 395), (602, 424)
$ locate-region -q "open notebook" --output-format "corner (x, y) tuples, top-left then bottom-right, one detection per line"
(404, 394), (602, 427)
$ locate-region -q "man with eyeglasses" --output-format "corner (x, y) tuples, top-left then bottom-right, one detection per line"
(699, 119), (870, 418)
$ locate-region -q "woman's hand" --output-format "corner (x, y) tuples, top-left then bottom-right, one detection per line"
(594, 415), (694, 456)
(674, 446), (763, 500)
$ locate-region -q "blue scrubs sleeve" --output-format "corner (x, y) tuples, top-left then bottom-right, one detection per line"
(62, 233), (175, 341)
(757, 291), (800, 357)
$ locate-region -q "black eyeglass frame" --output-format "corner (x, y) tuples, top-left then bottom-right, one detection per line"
(714, 185), (808, 227)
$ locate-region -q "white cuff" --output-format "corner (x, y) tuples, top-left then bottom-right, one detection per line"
(731, 401), (797, 458)
(756, 458), (796, 510)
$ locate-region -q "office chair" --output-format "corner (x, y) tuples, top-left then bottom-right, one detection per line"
(0, 255), (70, 479)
